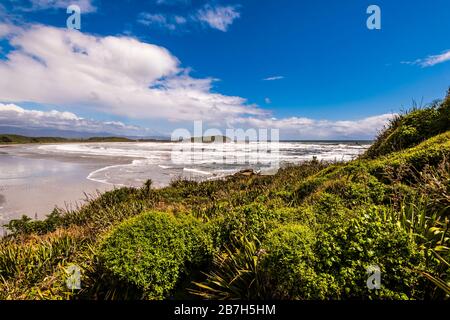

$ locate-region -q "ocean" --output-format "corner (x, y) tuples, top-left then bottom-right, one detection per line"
(37, 141), (371, 186)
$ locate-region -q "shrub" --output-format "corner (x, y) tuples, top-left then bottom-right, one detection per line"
(260, 224), (335, 299)
(316, 207), (425, 299)
(4, 209), (64, 236)
(97, 211), (213, 299)
(208, 203), (283, 246)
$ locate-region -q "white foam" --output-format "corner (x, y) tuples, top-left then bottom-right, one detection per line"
(34, 141), (370, 186)
(86, 164), (129, 187)
(183, 168), (213, 175)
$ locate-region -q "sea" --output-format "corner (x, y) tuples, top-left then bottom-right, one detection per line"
(36, 141), (371, 187)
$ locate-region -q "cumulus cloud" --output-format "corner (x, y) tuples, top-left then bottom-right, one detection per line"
(402, 49), (450, 67)
(0, 103), (149, 135)
(0, 102), (392, 139)
(0, 23), (393, 139)
(197, 5), (240, 32)
(0, 23), (14, 38)
(230, 113), (395, 140)
(0, 24), (263, 123)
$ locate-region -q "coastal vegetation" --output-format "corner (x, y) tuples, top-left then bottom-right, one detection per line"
(0, 90), (449, 300)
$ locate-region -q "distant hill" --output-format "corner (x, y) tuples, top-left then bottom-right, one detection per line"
(0, 134), (166, 144)
(0, 126), (169, 141)
(0, 126), (118, 139)
(0, 134), (69, 144)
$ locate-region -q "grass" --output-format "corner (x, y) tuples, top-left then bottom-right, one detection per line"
(0, 89), (449, 300)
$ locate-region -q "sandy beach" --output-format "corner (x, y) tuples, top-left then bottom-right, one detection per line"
(0, 145), (127, 229)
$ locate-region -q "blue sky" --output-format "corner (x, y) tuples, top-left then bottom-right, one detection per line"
(0, 0), (449, 139)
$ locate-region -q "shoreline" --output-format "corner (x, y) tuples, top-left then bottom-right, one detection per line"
(0, 140), (370, 226)
(0, 147), (131, 225)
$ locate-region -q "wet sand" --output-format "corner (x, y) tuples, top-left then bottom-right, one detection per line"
(0, 145), (130, 229)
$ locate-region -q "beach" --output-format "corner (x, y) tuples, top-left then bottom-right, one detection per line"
(0, 146), (119, 230)
(0, 141), (370, 227)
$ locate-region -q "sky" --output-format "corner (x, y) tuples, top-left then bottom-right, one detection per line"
(0, 0), (449, 139)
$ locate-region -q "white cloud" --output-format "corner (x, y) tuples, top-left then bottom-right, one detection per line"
(138, 13), (188, 30)
(0, 23), (14, 38)
(230, 113), (395, 140)
(263, 76), (284, 81)
(0, 24), (393, 140)
(0, 103), (393, 140)
(0, 103), (149, 135)
(402, 49), (450, 67)
(26, 0), (96, 12)
(0, 24), (264, 123)
(420, 50), (450, 67)
(139, 5), (240, 32)
(264, 98), (271, 104)
(174, 15), (187, 24)
(138, 13), (177, 30)
(197, 5), (240, 32)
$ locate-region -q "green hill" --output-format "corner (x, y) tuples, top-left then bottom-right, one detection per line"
(364, 89), (450, 158)
(1, 89), (449, 300)
(0, 134), (135, 144)
(0, 134), (69, 144)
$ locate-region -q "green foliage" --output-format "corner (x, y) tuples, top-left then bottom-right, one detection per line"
(0, 134), (136, 144)
(5, 209), (64, 235)
(0, 231), (86, 299)
(0, 134), (69, 144)
(260, 224), (335, 299)
(96, 211), (213, 299)
(191, 234), (269, 300)
(208, 203), (283, 246)
(365, 91), (450, 158)
(315, 207), (424, 299)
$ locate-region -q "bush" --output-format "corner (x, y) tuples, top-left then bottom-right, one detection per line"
(97, 211), (213, 299)
(258, 208), (425, 300)
(315, 207), (425, 299)
(208, 203), (283, 246)
(260, 224), (336, 299)
(4, 209), (64, 236)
